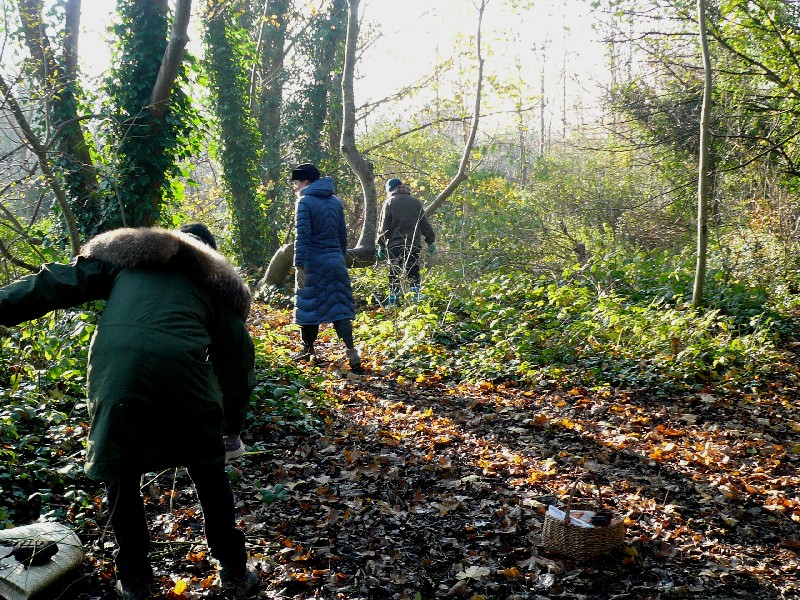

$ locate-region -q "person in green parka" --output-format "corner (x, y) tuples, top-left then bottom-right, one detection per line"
(0, 224), (259, 600)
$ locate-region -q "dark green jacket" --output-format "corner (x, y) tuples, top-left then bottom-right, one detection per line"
(0, 228), (256, 481)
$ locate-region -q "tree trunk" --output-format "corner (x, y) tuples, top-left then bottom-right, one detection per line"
(308, 0), (348, 163)
(204, 7), (272, 271)
(340, 0), (377, 260)
(254, 0), (289, 255)
(141, 0), (192, 222)
(149, 0), (191, 120)
(105, 0), (191, 229)
(692, 0), (712, 308)
(539, 40), (547, 159)
(257, 242), (294, 291)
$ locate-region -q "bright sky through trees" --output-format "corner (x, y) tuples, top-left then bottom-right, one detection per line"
(76, 0), (607, 131)
(358, 0), (607, 122)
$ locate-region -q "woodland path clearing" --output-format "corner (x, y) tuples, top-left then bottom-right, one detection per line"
(65, 312), (800, 599)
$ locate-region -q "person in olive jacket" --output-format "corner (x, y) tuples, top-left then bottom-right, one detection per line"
(0, 224), (258, 600)
(376, 178), (436, 305)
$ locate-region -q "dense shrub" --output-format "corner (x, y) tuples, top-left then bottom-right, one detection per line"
(353, 240), (798, 393)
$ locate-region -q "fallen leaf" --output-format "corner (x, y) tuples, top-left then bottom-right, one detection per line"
(456, 566), (491, 580)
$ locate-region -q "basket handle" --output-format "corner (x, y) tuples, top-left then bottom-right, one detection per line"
(563, 473), (607, 523)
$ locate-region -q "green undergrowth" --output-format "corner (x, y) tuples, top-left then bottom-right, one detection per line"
(1, 238), (798, 526)
(248, 334), (334, 432)
(0, 310), (100, 528)
(352, 245), (800, 394)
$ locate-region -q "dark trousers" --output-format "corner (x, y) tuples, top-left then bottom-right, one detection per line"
(300, 319), (354, 349)
(105, 463), (246, 585)
(388, 245), (421, 295)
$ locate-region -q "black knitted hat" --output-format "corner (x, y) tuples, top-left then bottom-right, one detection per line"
(291, 163), (321, 182)
(179, 222), (217, 250)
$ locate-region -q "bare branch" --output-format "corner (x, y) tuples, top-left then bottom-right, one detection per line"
(0, 239), (37, 272)
(0, 73), (81, 256)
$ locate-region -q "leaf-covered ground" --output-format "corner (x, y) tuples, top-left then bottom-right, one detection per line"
(57, 306), (800, 599)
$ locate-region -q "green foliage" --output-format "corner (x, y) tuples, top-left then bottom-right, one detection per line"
(527, 140), (695, 252)
(0, 220), (71, 286)
(354, 239), (798, 394)
(713, 0), (800, 176)
(258, 483), (287, 505)
(0, 310), (97, 528)
(434, 171), (535, 269)
(607, 0), (800, 218)
(248, 334), (333, 432)
(364, 120), (462, 195)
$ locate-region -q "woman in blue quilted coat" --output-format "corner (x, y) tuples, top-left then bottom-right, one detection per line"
(291, 163), (361, 369)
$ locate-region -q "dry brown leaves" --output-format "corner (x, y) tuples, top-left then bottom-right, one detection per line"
(74, 307), (800, 599)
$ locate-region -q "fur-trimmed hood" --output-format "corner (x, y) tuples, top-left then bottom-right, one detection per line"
(81, 227), (251, 319)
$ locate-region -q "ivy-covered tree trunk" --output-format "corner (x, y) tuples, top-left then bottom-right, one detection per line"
(254, 0), (289, 255)
(306, 0), (348, 164)
(205, 5), (272, 272)
(104, 0), (193, 229)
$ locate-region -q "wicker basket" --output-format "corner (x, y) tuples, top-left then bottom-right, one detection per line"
(541, 475), (626, 561)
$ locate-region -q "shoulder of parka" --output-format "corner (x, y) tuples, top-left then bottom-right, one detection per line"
(81, 227), (251, 319)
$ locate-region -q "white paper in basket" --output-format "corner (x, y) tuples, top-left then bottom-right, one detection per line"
(547, 505), (596, 528)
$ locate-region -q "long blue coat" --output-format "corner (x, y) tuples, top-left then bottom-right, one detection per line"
(293, 177), (356, 325)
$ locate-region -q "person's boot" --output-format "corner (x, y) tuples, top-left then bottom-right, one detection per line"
(220, 567), (259, 599)
(346, 347), (362, 370)
(294, 344), (315, 363)
(114, 565), (154, 600)
(224, 435), (245, 463)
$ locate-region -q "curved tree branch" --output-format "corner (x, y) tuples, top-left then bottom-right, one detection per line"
(0, 239), (37, 272)
(424, 0), (487, 217)
(150, 0), (192, 119)
(341, 0), (377, 257)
